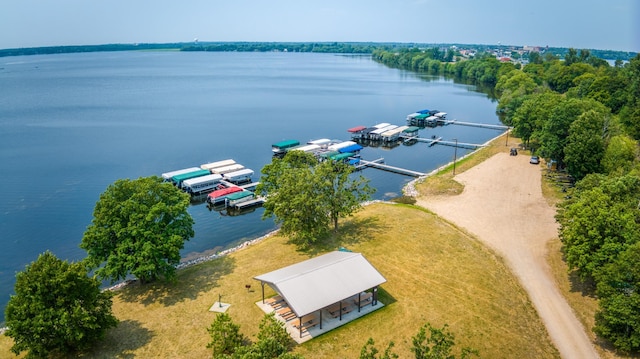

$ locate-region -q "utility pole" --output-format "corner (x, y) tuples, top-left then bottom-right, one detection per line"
(453, 138), (458, 175)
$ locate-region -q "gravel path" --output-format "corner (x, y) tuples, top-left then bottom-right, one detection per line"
(416, 152), (599, 359)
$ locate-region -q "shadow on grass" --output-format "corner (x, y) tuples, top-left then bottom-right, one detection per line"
(77, 319), (153, 359)
(377, 287), (397, 306)
(296, 215), (384, 255)
(117, 256), (236, 306)
(559, 249), (597, 298)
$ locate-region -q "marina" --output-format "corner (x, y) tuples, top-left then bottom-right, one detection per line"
(165, 110), (502, 207)
(262, 112), (501, 180)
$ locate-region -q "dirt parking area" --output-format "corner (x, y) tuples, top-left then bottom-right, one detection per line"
(417, 152), (599, 359)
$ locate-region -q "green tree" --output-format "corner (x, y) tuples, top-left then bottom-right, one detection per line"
(496, 70), (539, 123)
(211, 313), (303, 359)
(538, 97), (608, 165)
(602, 135), (638, 175)
(511, 91), (561, 147)
(594, 242), (640, 352)
(257, 151), (374, 247)
(556, 173), (640, 281)
(234, 313), (301, 359)
(411, 323), (479, 359)
(81, 176), (194, 284)
(563, 110), (608, 180)
(4, 251), (118, 358)
(207, 312), (247, 358)
(251, 312), (295, 358)
(619, 54), (640, 139)
(360, 337), (399, 359)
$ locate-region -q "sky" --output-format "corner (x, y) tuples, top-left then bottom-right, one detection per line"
(1, 0), (638, 52)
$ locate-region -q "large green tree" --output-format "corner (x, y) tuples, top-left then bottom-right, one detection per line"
(563, 110), (608, 180)
(5, 251), (118, 358)
(594, 242), (640, 353)
(619, 54), (640, 139)
(556, 173), (640, 281)
(257, 151), (374, 247)
(511, 91), (562, 148)
(495, 70), (539, 124)
(81, 176), (194, 284)
(602, 135), (638, 175)
(538, 97), (608, 165)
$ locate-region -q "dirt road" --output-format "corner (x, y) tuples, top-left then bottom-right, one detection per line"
(416, 152), (599, 359)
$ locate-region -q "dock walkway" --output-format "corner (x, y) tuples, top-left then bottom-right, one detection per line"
(358, 159), (425, 177)
(406, 136), (484, 150)
(444, 120), (510, 130)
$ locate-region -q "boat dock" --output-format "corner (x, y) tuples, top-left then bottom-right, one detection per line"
(232, 197), (266, 209)
(358, 159), (426, 177)
(406, 136), (484, 150)
(443, 120), (510, 130)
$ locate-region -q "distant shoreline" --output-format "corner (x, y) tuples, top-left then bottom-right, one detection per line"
(1, 42), (635, 61)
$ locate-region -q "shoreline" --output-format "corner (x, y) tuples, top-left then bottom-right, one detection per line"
(0, 132), (507, 333)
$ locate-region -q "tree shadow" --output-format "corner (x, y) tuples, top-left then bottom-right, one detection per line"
(559, 248), (597, 298)
(75, 319), (153, 359)
(296, 215), (384, 255)
(567, 269), (597, 298)
(117, 256), (236, 307)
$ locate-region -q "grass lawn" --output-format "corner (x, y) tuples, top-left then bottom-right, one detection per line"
(1, 201), (558, 358)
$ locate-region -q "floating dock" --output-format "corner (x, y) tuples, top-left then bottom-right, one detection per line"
(443, 120), (510, 130)
(358, 159), (426, 177)
(405, 136), (484, 150)
(233, 197), (266, 209)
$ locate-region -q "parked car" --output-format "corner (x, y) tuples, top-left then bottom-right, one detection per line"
(530, 156), (540, 164)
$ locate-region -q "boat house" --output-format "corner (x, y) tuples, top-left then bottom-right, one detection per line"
(254, 251), (386, 342)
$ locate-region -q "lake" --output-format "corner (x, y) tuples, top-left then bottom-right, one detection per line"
(0, 51), (502, 322)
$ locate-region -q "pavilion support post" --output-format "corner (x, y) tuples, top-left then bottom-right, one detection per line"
(299, 317), (302, 338)
(319, 309), (323, 329)
(261, 282), (265, 303)
(339, 300), (343, 321)
(358, 292), (362, 312)
(373, 286), (378, 306)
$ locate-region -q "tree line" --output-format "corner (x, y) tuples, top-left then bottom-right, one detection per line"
(3, 42), (635, 61)
(373, 46), (640, 353)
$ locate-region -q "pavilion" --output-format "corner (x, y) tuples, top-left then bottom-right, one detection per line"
(254, 250), (386, 341)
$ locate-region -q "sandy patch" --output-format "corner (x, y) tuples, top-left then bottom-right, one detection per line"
(417, 152), (599, 359)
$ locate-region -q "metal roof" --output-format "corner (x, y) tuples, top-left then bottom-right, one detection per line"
(254, 251), (386, 317)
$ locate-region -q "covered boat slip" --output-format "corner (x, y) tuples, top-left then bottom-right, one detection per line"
(272, 139), (300, 155)
(222, 168), (254, 184)
(161, 167), (201, 181)
(181, 173), (223, 194)
(210, 163), (245, 174)
(254, 251), (386, 342)
(200, 159), (236, 171)
(171, 169), (211, 187)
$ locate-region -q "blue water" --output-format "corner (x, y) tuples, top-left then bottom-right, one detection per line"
(0, 51), (502, 322)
